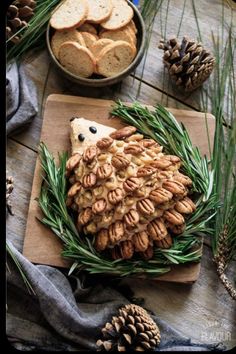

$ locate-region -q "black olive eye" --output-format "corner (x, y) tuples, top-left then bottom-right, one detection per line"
(78, 133), (85, 141)
(89, 126), (97, 134)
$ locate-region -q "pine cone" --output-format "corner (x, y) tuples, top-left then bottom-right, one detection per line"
(158, 36), (215, 91)
(6, 0), (37, 44)
(96, 304), (161, 351)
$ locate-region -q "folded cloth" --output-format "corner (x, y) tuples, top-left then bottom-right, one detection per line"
(6, 241), (225, 351)
(6, 60), (38, 136)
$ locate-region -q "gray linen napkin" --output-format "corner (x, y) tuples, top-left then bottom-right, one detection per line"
(6, 60), (38, 136)
(6, 241), (224, 352)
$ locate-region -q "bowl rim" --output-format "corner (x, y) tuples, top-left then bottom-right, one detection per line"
(46, 0), (146, 85)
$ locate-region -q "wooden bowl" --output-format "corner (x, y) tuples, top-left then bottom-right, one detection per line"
(46, 0), (146, 87)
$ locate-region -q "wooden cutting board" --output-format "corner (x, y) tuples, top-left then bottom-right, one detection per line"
(23, 94), (215, 283)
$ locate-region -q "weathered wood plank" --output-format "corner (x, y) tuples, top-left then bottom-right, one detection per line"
(120, 245), (236, 349)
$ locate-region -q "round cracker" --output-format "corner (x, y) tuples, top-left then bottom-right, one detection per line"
(58, 41), (95, 78)
(100, 28), (135, 46)
(50, 0), (88, 30)
(91, 38), (114, 58)
(96, 40), (136, 77)
(77, 22), (97, 35)
(100, 0), (134, 30)
(87, 0), (113, 23)
(80, 32), (99, 50)
(51, 29), (82, 59)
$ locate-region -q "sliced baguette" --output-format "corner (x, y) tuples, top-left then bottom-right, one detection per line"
(80, 32), (99, 50)
(58, 41), (95, 78)
(100, 0), (134, 30)
(86, 0), (113, 24)
(90, 38), (114, 58)
(96, 40), (136, 77)
(77, 22), (97, 35)
(51, 29), (83, 59)
(50, 0), (88, 30)
(100, 28), (135, 46)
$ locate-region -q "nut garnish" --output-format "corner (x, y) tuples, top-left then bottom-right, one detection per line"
(108, 188), (124, 205)
(123, 177), (140, 193)
(119, 240), (134, 259)
(175, 197), (196, 214)
(92, 198), (107, 214)
(96, 163), (113, 180)
(137, 166), (156, 177)
(141, 139), (157, 148)
(96, 137), (113, 150)
(133, 231), (149, 252)
(66, 153), (82, 172)
(95, 229), (109, 251)
(82, 172), (97, 188)
(67, 181), (81, 197)
(162, 180), (186, 196)
(149, 188), (173, 204)
(111, 246), (122, 260)
(125, 133), (144, 142)
(111, 153), (130, 170)
(123, 209), (140, 228)
(124, 143), (144, 155)
(147, 218), (168, 240)
(110, 126), (137, 140)
(136, 198), (155, 216)
(163, 209), (185, 225)
(154, 233), (172, 249)
(83, 146), (97, 163)
(78, 208), (93, 226)
(173, 172), (193, 186)
(108, 221), (124, 245)
(140, 245), (154, 260)
(168, 222), (186, 234)
(150, 158), (173, 170)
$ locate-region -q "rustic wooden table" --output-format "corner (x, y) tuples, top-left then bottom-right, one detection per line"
(6, 0), (236, 350)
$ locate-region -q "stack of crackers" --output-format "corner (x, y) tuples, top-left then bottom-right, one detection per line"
(50, 0), (138, 78)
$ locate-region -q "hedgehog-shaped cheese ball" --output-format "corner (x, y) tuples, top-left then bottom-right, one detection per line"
(66, 118), (196, 260)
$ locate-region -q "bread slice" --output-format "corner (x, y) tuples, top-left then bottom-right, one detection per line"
(50, 0), (88, 30)
(90, 38), (114, 58)
(129, 19), (137, 34)
(100, 28), (135, 46)
(86, 0), (113, 24)
(96, 40), (136, 77)
(100, 0), (133, 30)
(70, 118), (115, 154)
(77, 32), (86, 46)
(58, 41), (95, 77)
(77, 22), (97, 35)
(51, 29), (82, 59)
(80, 32), (99, 50)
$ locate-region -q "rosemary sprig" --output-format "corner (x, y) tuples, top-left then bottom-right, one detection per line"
(38, 140), (202, 278)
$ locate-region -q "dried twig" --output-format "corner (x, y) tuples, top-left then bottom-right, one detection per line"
(6, 176), (14, 216)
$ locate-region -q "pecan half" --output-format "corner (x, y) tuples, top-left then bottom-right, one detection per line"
(150, 158), (172, 170)
(109, 126), (137, 140)
(119, 240), (134, 259)
(164, 209), (185, 225)
(165, 155), (181, 163)
(111, 153), (130, 170)
(123, 209), (140, 228)
(67, 181), (81, 197)
(83, 146), (97, 163)
(147, 218), (168, 240)
(111, 246), (122, 260)
(123, 177), (140, 193)
(173, 172), (193, 186)
(96, 163), (113, 180)
(108, 188), (124, 205)
(140, 245), (153, 260)
(95, 229), (109, 251)
(96, 136), (113, 150)
(162, 180), (186, 196)
(124, 143), (144, 155)
(133, 231), (149, 252)
(141, 139), (157, 148)
(92, 198), (107, 214)
(136, 198), (155, 216)
(78, 208), (93, 226)
(82, 172), (97, 188)
(66, 153), (82, 172)
(168, 222), (186, 234)
(125, 133), (144, 142)
(154, 233), (172, 249)
(137, 166), (156, 177)
(149, 188), (173, 204)
(108, 221), (124, 245)
(175, 197), (196, 214)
